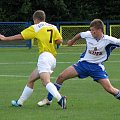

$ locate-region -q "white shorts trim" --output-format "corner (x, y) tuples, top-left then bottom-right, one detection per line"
(37, 52), (56, 74)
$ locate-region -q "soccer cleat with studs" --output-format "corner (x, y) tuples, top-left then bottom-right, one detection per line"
(11, 100), (22, 107)
(57, 96), (67, 109)
(37, 98), (52, 107)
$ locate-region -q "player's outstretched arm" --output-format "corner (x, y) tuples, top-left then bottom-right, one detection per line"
(67, 33), (81, 46)
(0, 34), (23, 41)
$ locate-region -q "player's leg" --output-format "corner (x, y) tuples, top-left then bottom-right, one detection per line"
(89, 62), (120, 100)
(98, 78), (120, 99)
(48, 66), (79, 100)
(57, 65), (79, 83)
(11, 68), (40, 107)
(37, 52), (67, 109)
(40, 72), (62, 101)
(39, 72), (66, 109)
(38, 65), (78, 106)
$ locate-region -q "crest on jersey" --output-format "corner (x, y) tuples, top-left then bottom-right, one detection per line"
(94, 47), (97, 51)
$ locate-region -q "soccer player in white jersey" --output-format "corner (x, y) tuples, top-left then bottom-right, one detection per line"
(0, 10), (66, 109)
(38, 19), (120, 107)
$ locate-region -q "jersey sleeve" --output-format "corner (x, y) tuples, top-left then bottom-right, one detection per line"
(21, 26), (35, 40)
(106, 35), (120, 46)
(80, 31), (91, 39)
(55, 29), (62, 40)
(53, 26), (62, 41)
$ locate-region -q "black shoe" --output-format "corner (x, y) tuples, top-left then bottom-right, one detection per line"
(58, 96), (67, 109)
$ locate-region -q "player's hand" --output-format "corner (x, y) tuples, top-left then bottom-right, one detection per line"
(67, 40), (74, 46)
(0, 34), (5, 40)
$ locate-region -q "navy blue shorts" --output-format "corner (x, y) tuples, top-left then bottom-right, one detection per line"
(73, 61), (108, 81)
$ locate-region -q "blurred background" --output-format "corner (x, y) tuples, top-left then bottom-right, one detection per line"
(0, 0), (120, 48)
(0, 0), (120, 22)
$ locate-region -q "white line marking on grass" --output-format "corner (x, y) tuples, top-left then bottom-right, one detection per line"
(0, 60), (120, 65)
(0, 74), (119, 81)
(0, 74), (28, 78)
(0, 74), (80, 81)
(0, 74), (57, 79)
(0, 62), (73, 65)
(57, 62), (73, 63)
(58, 52), (120, 56)
(111, 54), (120, 56)
(58, 53), (80, 54)
(106, 61), (120, 63)
(0, 62), (36, 65)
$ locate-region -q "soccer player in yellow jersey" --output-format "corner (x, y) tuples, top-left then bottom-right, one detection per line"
(0, 10), (66, 109)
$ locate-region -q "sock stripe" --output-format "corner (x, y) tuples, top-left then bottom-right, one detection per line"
(115, 91), (120, 99)
(54, 83), (62, 88)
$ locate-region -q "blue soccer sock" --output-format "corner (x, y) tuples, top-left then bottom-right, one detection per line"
(47, 83), (62, 101)
(115, 90), (120, 100)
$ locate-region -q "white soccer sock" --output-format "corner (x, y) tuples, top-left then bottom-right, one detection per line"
(17, 85), (33, 105)
(46, 82), (62, 101)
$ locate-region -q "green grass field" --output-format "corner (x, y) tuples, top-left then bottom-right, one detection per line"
(0, 46), (120, 120)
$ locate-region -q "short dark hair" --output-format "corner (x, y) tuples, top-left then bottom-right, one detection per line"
(90, 19), (104, 32)
(33, 10), (46, 21)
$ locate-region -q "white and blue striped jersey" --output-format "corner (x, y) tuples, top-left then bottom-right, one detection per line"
(79, 31), (120, 63)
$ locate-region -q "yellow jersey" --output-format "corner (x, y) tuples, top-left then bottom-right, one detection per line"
(21, 22), (62, 57)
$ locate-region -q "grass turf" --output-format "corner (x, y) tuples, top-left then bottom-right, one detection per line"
(0, 46), (120, 120)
